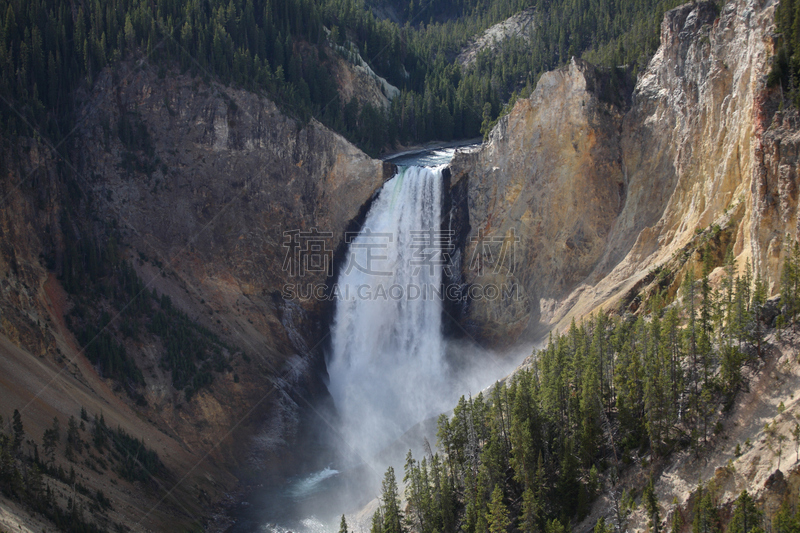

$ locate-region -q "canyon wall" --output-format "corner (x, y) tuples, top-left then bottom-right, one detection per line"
(451, 0), (788, 344)
(72, 60), (394, 466)
(449, 58), (628, 344)
(0, 60), (388, 530)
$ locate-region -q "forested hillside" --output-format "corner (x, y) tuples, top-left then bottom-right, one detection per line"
(364, 244), (800, 532)
(0, 0), (695, 157)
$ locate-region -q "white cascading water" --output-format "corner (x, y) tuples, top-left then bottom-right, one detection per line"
(327, 165), (447, 462)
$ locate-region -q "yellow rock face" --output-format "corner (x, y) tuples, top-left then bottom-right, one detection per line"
(452, 0), (791, 344)
(450, 58), (627, 344)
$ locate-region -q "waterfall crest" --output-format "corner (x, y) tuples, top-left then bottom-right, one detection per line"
(327, 166), (447, 462)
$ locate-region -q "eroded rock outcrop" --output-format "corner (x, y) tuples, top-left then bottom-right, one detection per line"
(452, 0), (785, 344)
(752, 108), (800, 283)
(449, 59), (628, 344)
(456, 7), (538, 67)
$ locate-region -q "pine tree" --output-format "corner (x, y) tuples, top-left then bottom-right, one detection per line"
(487, 485), (511, 533)
(615, 331), (645, 447)
(645, 312), (671, 455)
(692, 484), (720, 533)
(371, 506), (385, 533)
(380, 466), (403, 533)
(42, 416), (60, 463)
(546, 518), (566, 533)
(340, 514), (349, 533)
(28, 463), (44, 500)
(698, 251), (715, 444)
(773, 501), (800, 533)
(595, 517), (613, 533)
(780, 240), (800, 321)
(581, 327), (603, 465)
(683, 268), (702, 450)
(520, 487), (542, 533)
(671, 505), (684, 533)
(643, 478), (660, 533)
(404, 451), (434, 533)
(664, 307), (682, 430)
(93, 413), (107, 450)
(67, 415), (82, 456)
(509, 370), (539, 489)
(729, 491), (764, 533)
(430, 452), (455, 532)
(556, 437), (582, 519)
(11, 409), (24, 454)
(719, 342), (744, 400)
(751, 273), (768, 359)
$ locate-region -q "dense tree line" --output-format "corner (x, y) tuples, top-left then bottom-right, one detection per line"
(94, 415), (165, 483)
(773, 498), (800, 533)
(771, 0), (800, 106)
(0, 0), (699, 156)
(389, 0), (687, 142)
(368, 0), (534, 26)
(369, 245), (793, 531)
(676, 486), (766, 533)
(64, 248), (238, 402)
(148, 291), (235, 400)
(61, 190), (238, 402)
(75, 324), (145, 390)
(779, 241), (800, 325)
(0, 407), (164, 532)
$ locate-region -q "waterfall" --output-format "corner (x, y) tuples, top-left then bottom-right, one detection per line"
(327, 166), (447, 462)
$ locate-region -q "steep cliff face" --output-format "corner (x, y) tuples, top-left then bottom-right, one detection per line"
(752, 108), (800, 284)
(69, 59), (391, 470)
(0, 59), (388, 530)
(451, 0), (783, 343)
(77, 60), (387, 319)
(0, 138), (62, 360)
(602, 0), (772, 289)
(449, 59), (628, 344)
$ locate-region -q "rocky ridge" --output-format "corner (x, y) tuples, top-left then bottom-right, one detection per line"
(455, 7), (538, 67)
